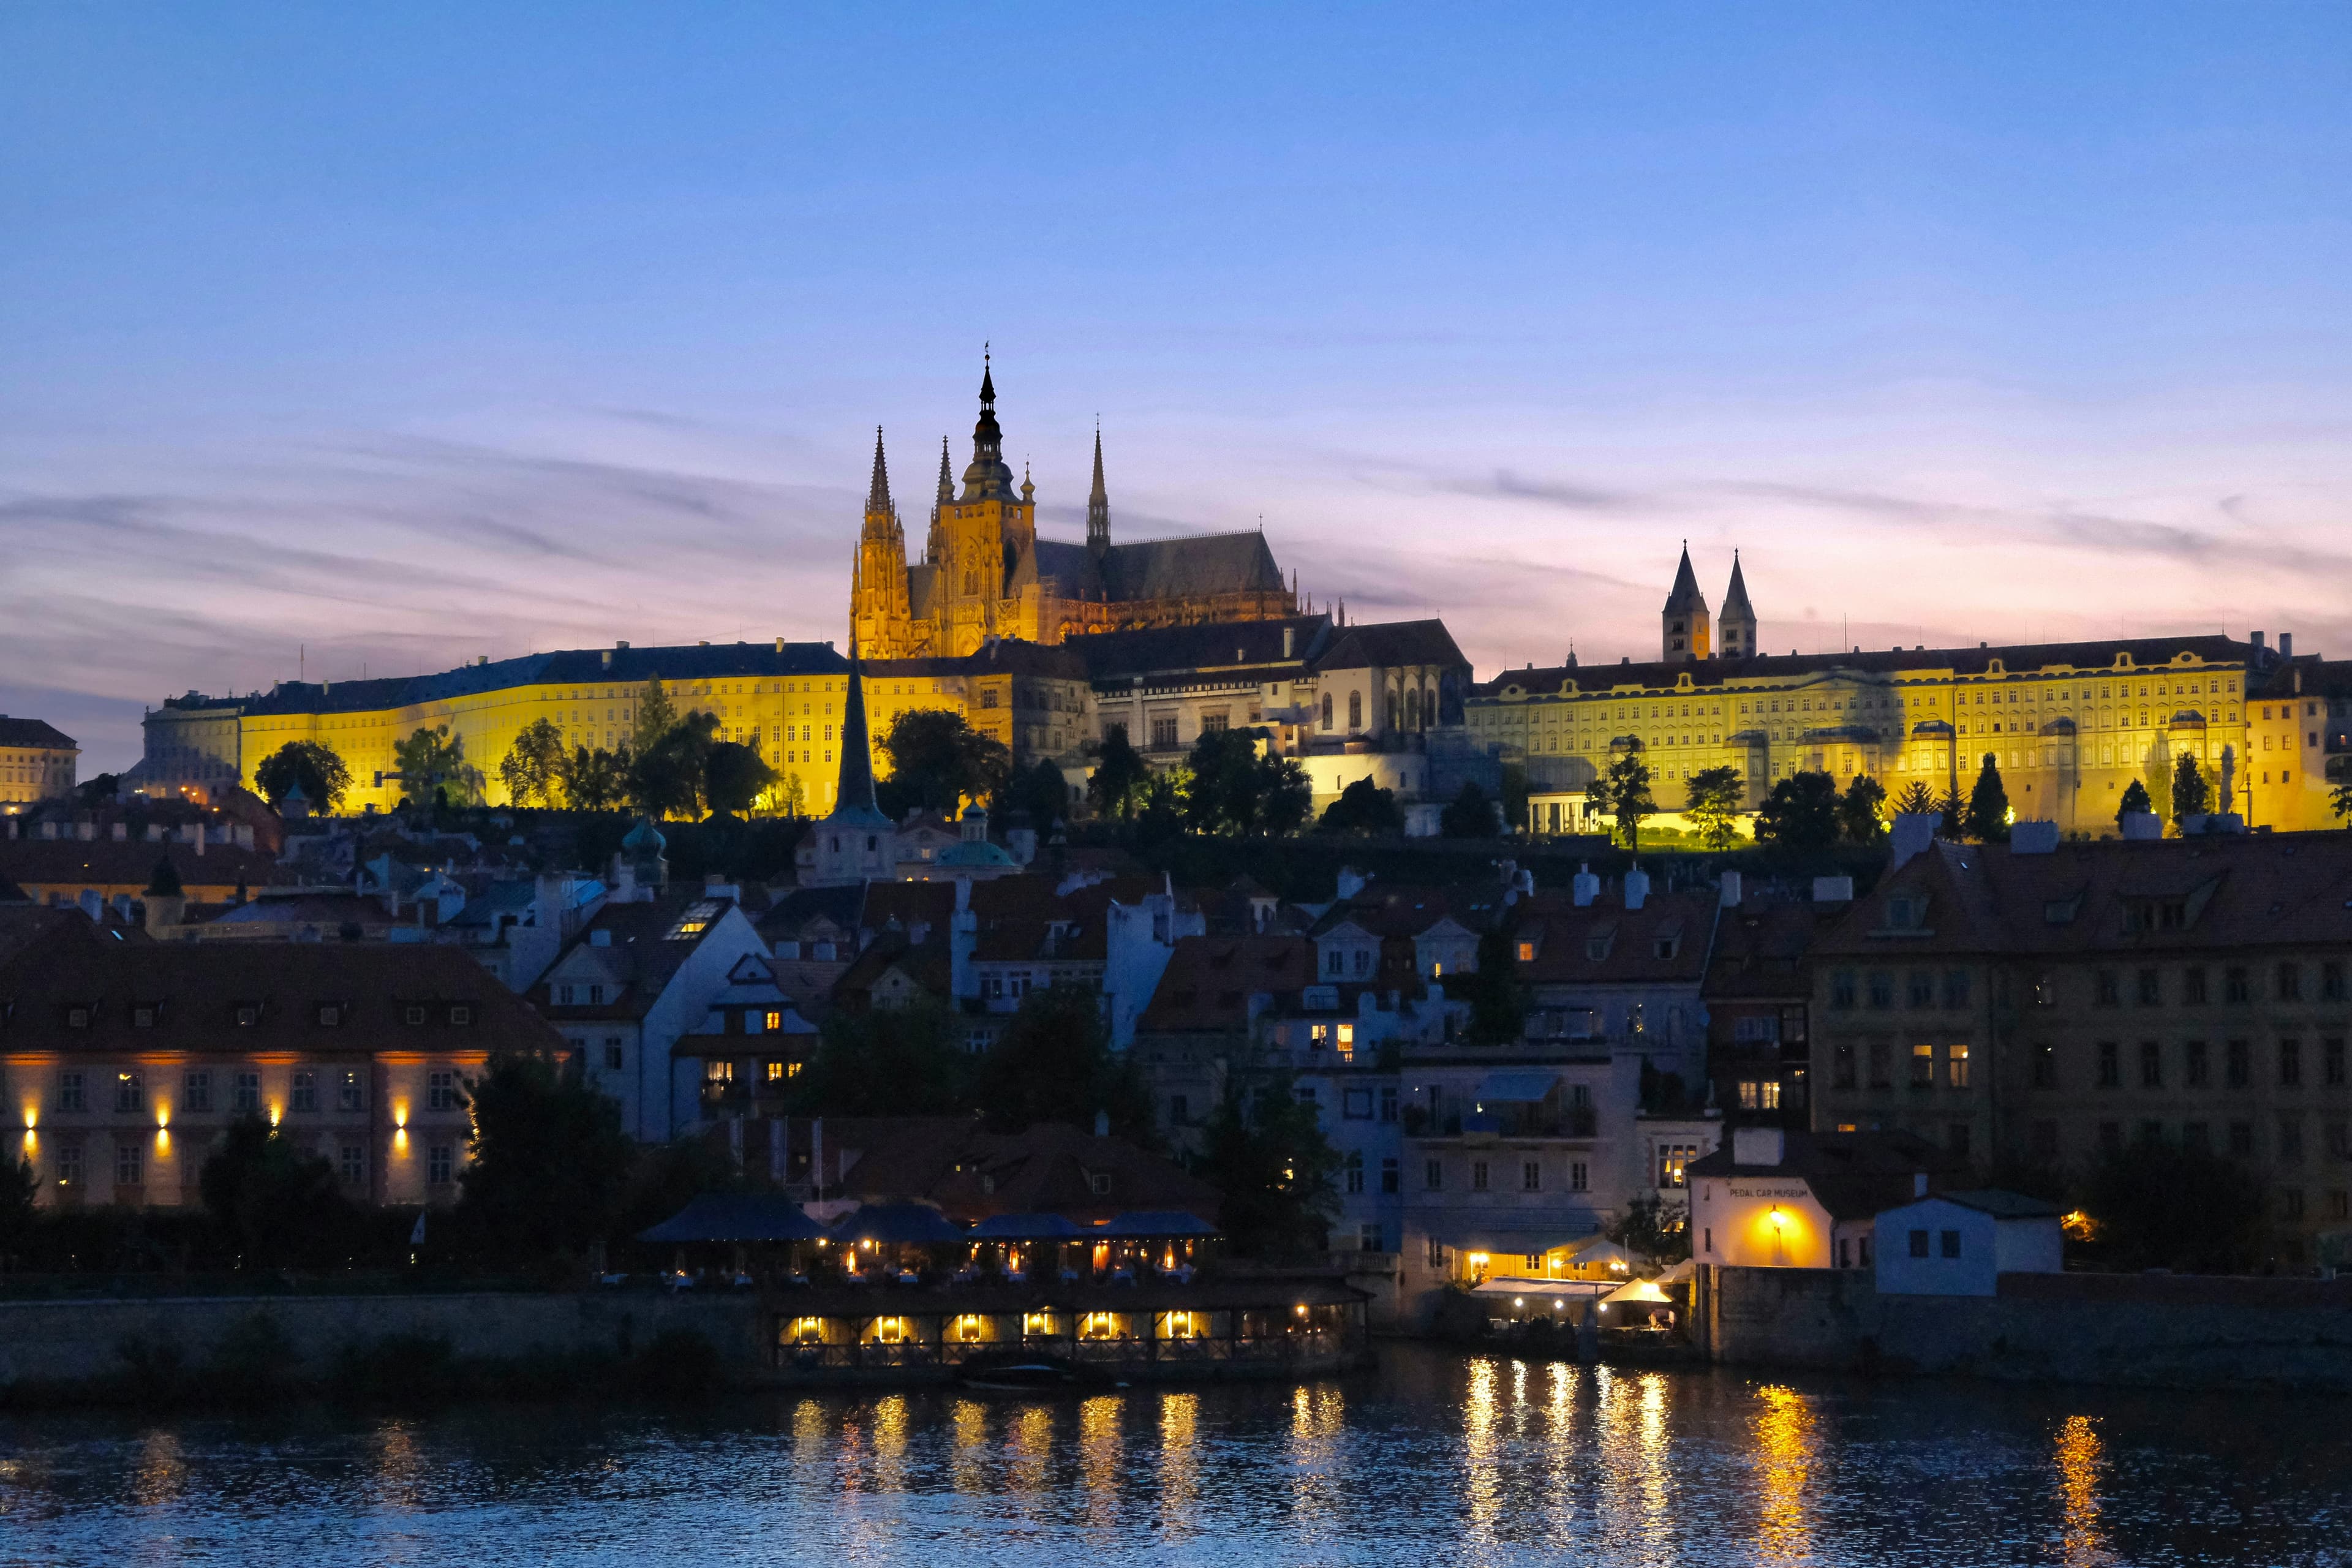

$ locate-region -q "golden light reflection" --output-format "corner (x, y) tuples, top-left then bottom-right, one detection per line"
(1081, 1394), (1122, 1528)
(872, 1392), (909, 1493)
(130, 1430), (186, 1509)
(1009, 1403), (1052, 1495)
(950, 1398), (987, 1496)
(1289, 1382), (1345, 1535)
(1753, 1384), (1815, 1562)
(371, 1419), (423, 1505)
(1464, 1357), (1500, 1543)
(1159, 1392), (1199, 1537)
(2056, 1414), (2106, 1567)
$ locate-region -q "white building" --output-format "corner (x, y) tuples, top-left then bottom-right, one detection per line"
(1872, 1190), (2064, 1296)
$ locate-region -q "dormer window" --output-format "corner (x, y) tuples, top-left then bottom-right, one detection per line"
(1654, 937), (1680, 960)
(1088, 1172), (1112, 1196)
(134, 1006), (156, 1029)
(67, 1006), (89, 1030)
(317, 1005), (341, 1027)
(235, 1005), (258, 1027)
(1517, 941), (1537, 963)
(450, 1005), (472, 1026)
(405, 1005), (427, 1026)
(587, 985), (605, 1006)
(1585, 935), (1611, 961)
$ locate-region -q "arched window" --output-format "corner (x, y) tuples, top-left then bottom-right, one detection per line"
(1348, 691), (1363, 731)
(1321, 693), (1333, 731)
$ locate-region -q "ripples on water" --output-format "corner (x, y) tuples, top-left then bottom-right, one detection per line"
(0, 1345), (2346, 1566)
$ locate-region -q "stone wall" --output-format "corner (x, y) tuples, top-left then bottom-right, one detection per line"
(1695, 1265), (2352, 1392)
(0, 1291), (765, 1390)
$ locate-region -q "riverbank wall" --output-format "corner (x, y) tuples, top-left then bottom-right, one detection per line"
(0, 1291), (764, 1403)
(1694, 1264), (2352, 1392)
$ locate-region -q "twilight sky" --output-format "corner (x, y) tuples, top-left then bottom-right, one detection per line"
(4, 4), (2350, 773)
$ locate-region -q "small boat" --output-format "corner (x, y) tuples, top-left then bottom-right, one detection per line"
(957, 1353), (1084, 1392)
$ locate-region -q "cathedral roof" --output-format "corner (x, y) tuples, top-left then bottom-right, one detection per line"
(960, 358), (1017, 500)
(867, 428), (892, 514)
(1068, 616), (1332, 684)
(1663, 545), (1708, 616)
(244, 644), (850, 718)
(1097, 531), (1287, 602)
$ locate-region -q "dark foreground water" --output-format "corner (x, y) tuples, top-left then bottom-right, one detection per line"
(0, 1345), (2346, 1566)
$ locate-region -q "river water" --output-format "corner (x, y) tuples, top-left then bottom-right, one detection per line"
(0, 1344), (2344, 1566)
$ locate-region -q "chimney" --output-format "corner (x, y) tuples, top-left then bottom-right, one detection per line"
(1913, 1171), (1929, 1199)
(1336, 866), (1368, 900)
(775, 637), (785, 653)
(590, 928), (612, 947)
(1889, 813), (1937, 873)
(601, 649), (612, 669)
(1623, 865), (1649, 911)
(76, 821), (94, 842)
(1717, 870), (1743, 908)
(2281, 633), (2294, 661)
(40, 821), (59, 840)
(78, 889), (102, 921)
(145, 824), (164, 842)
(1282, 626), (1295, 659)
(1731, 1126), (1784, 1167)
(1093, 1109), (1110, 1137)
(2252, 630), (2266, 650)
(2120, 812), (2162, 842)
(110, 823), (127, 842)
(1572, 864), (1600, 908)
(194, 822), (206, 856)
(2010, 821), (2059, 855)
(1812, 876), (1853, 904)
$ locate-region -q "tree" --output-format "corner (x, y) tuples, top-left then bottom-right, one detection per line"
(1934, 785), (1966, 839)
(0, 1155), (38, 1262)
(970, 986), (1154, 1140)
(1463, 914), (1528, 1046)
(73, 774), (121, 807)
(1608, 1195), (1691, 1267)
(2116, 778), (2153, 832)
(497, 718), (566, 808)
(560, 745), (628, 812)
(1965, 753), (2010, 843)
(1320, 777), (1406, 837)
(1194, 1072), (1341, 1259)
(1499, 763), (1531, 835)
(1586, 739), (1657, 850)
(704, 741), (777, 818)
(1684, 766), (1745, 851)
(631, 677), (678, 757)
(2172, 753), (2211, 830)
(995, 757), (1071, 831)
(1439, 780), (1498, 839)
(393, 725), (481, 805)
(253, 740), (352, 812)
(1893, 780), (1937, 819)
(457, 1054), (636, 1263)
(1182, 728), (1309, 837)
(198, 1115), (356, 1268)
(2076, 1140), (2264, 1274)
(1753, 771), (1839, 851)
(1838, 774), (1888, 846)
(786, 1001), (971, 1121)
(1088, 726), (1150, 820)
(878, 709), (1010, 818)
(629, 710), (717, 819)
(2334, 779), (2352, 826)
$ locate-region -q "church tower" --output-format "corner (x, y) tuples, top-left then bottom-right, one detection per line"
(937, 353), (1037, 655)
(1718, 551), (1757, 659)
(1087, 424), (1111, 561)
(851, 428), (912, 658)
(925, 437), (951, 565)
(1662, 543), (1712, 663)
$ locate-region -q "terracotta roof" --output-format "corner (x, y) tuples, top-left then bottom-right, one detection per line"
(1687, 1129), (1963, 1221)
(0, 838), (289, 894)
(1702, 898), (1837, 1002)
(1066, 615), (1331, 684)
(0, 917), (558, 1055)
(1136, 934), (1314, 1033)
(1509, 889), (1717, 987)
(1312, 619), (1468, 674)
(0, 718), (76, 750)
(786, 1116), (1217, 1226)
(539, 894), (741, 1020)
(1815, 832), (2352, 960)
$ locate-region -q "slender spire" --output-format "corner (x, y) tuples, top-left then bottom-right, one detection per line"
(1664, 540), (1706, 612)
(1722, 549), (1754, 615)
(935, 436), (953, 504)
(865, 426), (892, 514)
(960, 349), (1014, 500)
(834, 635), (880, 817)
(1086, 423), (1110, 555)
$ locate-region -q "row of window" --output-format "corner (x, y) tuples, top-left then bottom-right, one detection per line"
(2080, 962), (2346, 1007)
(2027, 1118), (2352, 1186)
(1423, 1157), (1591, 1193)
(65, 1001), (475, 1030)
(1831, 970), (1973, 1011)
(46, 1068), (460, 1115)
(1831, 1042), (1971, 1090)
(32, 1137), (458, 1188)
(2038, 1036), (2348, 1092)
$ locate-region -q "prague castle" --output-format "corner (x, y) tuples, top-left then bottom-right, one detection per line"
(852, 359), (1295, 658)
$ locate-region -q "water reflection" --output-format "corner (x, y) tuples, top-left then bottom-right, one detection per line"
(0, 1350), (2331, 1567)
(2055, 1414), (2107, 1567)
(1752, 1385), (1814, 1564)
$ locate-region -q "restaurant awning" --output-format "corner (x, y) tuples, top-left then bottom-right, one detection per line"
(831, 1202), (967, 1245)
(636, 1193), (827, 1244)
(1600, 1278), (1673, 1306)
(1469, 1276), (1613, 1300)
(1102, 1210), (1221, 1238)
(969, 1212), (1085, 1240)
(1565, 1238), (1639, 1271)
(1476, 1071), (1561, 1104)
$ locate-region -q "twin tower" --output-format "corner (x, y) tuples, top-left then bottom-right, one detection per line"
(1660, 545), (1757, 664)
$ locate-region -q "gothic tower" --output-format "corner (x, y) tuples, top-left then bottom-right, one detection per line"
(937, 353), (1036, 655)
(1719, 551), (1757, 659)
(1662, 543), (1712, 663)
(925, 436), (951, 565)
(1087, 424), (1110, 561)
(851, 428), (912, 657)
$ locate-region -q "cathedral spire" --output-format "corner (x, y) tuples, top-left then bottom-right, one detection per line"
(1719, 548), (1757, 658)
(834, 635), (880, 817)
(960, 349), (1014, 500)
(866, 426), (892, 514)
(1662, 540), (1712, 663)
(1086, 423), (1110, 557)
